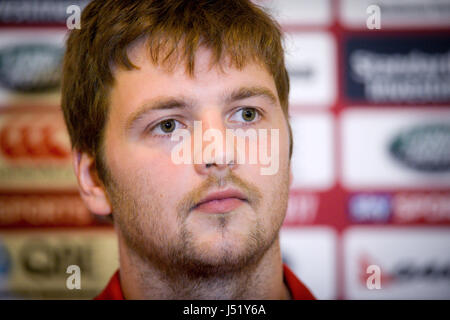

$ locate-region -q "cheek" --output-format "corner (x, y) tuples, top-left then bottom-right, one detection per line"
(107, 133), (173, 174)
(126, 150), (185, 192)
(107, 144), (189, 232)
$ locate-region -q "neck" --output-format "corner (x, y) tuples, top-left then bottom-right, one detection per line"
(117, 233), (291, 300)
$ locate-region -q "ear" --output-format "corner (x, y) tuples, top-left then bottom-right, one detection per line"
(72, 149), (112, 215)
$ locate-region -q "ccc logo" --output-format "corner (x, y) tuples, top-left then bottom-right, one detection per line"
(0, 113), (71, 161)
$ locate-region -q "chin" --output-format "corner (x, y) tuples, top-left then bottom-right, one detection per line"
(181, 232), (262, 274)
(182, 248), (257, 277)
(193, 224), (255, 252)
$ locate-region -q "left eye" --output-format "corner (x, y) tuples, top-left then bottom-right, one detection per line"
(229, 107), (260, 123)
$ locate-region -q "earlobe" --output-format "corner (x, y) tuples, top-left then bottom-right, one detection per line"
(72, 150), (112, 215)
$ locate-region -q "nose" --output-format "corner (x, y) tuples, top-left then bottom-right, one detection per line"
(193, 111), (238, 176)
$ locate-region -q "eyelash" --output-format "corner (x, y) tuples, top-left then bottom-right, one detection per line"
(146, 107), (263, 138)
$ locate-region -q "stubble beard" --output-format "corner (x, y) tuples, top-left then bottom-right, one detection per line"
(104, 167), (290, 284)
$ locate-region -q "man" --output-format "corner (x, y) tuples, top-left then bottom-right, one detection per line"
(61, 0), (315, 300)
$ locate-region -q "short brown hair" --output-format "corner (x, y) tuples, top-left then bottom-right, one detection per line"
(61, 0), (292, 165)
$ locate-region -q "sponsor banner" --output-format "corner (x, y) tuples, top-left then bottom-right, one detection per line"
(280, 227), (337, 299)
(340, 0), (450, 29)
(284, 192), (319, 226)
(348, 191), (450, 224)
(0, 0), (89, 26)
(344, 34), (450, 104)
(0, 194), (95, 227)
(285, 189), (348, 228)
(0, 228), (118, 299)
(341, 108), (450, 189)
(348, 193), (392, 224)
(285, 32), (336, 108)
(392, 191), (450, 224)
(255, 0), (332, 27)
(290, 113), (335, 190)
(343, 227), (450, 299)
(0, 106), (77, 192)
(0, 29), (66, 107)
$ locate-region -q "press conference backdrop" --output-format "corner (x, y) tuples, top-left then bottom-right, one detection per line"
(0, 0), (449, 300)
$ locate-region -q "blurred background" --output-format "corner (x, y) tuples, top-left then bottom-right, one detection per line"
(0, 0), (449, 299)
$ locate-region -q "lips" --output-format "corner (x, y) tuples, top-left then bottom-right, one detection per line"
(192, 189), (247, 214)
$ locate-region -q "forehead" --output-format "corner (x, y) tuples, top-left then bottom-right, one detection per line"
(109, 42), (278, 110)
(122, 38), (270, 80)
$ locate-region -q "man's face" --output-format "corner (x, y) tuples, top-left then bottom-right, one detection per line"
(101, 44), (291, 276)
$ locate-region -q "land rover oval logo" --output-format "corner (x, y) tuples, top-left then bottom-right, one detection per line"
(0, 44), (63, 92)
(389, 124), (450, 172)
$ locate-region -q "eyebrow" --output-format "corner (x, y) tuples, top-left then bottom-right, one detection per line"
(225, 86), (278, 106)
(126, 98), (189, 131)
(126, 86), (278, 131)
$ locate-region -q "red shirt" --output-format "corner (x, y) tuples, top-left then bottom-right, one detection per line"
(94, 264), (316, 300)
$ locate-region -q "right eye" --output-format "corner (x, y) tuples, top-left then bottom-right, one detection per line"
(149, 119), (185, 137)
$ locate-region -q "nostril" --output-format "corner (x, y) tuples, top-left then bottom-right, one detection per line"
(204, 160), (235, 169)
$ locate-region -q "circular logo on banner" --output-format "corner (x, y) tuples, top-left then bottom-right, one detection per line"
(389, 124), (450, 173)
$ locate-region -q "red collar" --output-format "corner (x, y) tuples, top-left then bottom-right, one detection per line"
(94, 269), (124, 300)
(282, 264), (316, 300)
(94, 264), (315, 300)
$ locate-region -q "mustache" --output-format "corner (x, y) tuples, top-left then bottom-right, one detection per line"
(176, 172), (262, 216)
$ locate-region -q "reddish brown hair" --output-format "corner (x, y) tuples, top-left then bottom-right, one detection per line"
(61, 0), (292, 167)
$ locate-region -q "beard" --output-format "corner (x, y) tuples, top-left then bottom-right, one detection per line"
(103, 166), (290, 281)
